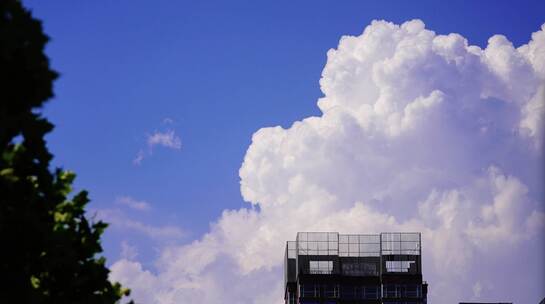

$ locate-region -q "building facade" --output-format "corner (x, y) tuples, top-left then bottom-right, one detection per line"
(284, 232), (428, 304)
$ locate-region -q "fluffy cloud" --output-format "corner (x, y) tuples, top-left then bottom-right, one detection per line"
(111, 20), (545, 303)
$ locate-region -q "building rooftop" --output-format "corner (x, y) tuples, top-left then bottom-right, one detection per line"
(283, 232), (427, 303)
(284, 232), (423, 285)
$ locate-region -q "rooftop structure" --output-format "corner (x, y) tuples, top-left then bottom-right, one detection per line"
(284, 232), (427, 304)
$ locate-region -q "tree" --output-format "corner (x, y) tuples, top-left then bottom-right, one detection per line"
(0, 1), (131, 303)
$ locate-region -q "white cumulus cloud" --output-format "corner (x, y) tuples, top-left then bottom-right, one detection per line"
(111, 20), (545, 304)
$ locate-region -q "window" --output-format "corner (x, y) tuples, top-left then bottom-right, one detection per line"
(383, 285), (398, 298)
(354, 286), (363, 299)
(300, 284), (319, 298)
(340, 285), (379, 300)
(309, 260), (333, 274)
(340, 285), (356, 299)
(382, 284), (422, 298)
(363, 286), (379, 299)
(405, 284), (421, 298)
(323, 284), (339, 298)
(385, 260), (416, 273)
(342, 262), (378, 276)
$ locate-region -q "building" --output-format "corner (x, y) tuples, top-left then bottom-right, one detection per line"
(284, 232), (428, 304)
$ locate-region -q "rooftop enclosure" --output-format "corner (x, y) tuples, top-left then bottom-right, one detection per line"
(285, 232), (422, 285)
(284, 232), (426, 304)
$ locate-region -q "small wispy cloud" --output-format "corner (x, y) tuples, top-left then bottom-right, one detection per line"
(116, 196), (151, 211)
(472, 281), (493, 299)
(133, 150), (145, 165)
(120, 240), (138, 260)
(147, 129), (181, 150)
(97, 209), (185, 240)
(133, 119), (182, 165)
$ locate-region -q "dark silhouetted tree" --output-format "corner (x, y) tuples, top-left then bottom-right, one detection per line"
(0, 1), (131, 303)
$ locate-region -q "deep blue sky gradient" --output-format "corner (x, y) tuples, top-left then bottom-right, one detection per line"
(24, 0), (545, 264)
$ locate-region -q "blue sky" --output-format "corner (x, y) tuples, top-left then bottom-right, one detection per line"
(24, 1), (545, 303)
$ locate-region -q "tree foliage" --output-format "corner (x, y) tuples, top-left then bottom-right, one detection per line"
(0, 1), (130, 302)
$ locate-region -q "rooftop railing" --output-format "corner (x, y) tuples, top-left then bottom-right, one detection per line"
(292, 232), (419, 257)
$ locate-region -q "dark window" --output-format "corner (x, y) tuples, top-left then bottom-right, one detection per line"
(342, 262), (378, 276)
(364, 286), (379, 299)
(323, 284), (339, 298)
(340, 285), (357, 299)
(383, 284), (422, 298)
(383, 285), (398, 298)
(406, 284), (421, 298)
(300, 284), (319, 298)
